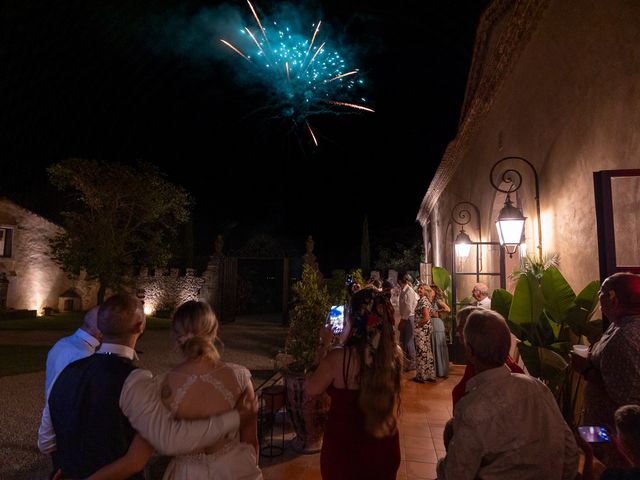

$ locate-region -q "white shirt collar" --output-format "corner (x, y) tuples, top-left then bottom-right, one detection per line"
(97, 342), (137, 360)
(75, 328), (100, 350)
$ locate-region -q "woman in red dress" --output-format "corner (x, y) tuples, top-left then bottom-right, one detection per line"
(306, 288), (402, 480)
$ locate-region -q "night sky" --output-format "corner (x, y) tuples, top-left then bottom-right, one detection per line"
(0, 0), (487, 273)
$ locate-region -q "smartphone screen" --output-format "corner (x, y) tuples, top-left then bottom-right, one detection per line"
(326, 305), (345, 334)
(577, 425), (610, 443)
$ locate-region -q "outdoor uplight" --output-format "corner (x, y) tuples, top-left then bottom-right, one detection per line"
(489, 156), (542, 260)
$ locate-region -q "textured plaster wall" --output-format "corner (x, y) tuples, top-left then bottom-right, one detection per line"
(430, 0), (640, 295)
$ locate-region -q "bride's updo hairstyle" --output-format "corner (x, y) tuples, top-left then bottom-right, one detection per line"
(171, 300), (221, 362)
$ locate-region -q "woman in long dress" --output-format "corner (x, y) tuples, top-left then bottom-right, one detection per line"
(88, 301), (262, 480)
(305, 288), (402, 480)
(413, 283), (436, 383)
(429, 285), (451, 378)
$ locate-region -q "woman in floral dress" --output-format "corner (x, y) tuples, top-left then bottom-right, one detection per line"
(413, 283), (436, 383)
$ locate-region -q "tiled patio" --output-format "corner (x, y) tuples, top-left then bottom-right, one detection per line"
(260, 364), (463, 480)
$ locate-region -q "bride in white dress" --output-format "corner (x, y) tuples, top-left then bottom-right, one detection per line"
(88, 301), (263, 480)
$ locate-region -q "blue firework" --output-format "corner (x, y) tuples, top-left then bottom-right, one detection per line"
(220, 1), (373, 146)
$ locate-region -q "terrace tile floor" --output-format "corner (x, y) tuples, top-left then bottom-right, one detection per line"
(259, 364), (463, 480)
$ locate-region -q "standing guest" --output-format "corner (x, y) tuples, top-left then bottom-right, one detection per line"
(471, 283), (491, 308)
(451, 306), (523, 409)
(414, 283), (436, 383)
(437, 309), (578, 480)
(429, 285), (451, 378)
(398, 274), (419, 372)
(306, 288), (402, 480)
(40, 293), (257, 479)
(572, 272), (640, 467)
(44, 306), (102, 395)
(38, 306), (102, 454)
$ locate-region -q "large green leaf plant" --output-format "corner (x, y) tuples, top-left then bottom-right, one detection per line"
(491, 265), (602, 420)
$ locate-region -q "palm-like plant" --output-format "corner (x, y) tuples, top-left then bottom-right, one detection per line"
(491, 266), (601, 422)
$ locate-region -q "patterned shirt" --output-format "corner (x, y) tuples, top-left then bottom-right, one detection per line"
(437, 366), (578, 480)
(585, 314), (640, 428)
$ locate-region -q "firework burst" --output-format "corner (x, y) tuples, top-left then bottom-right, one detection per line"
(220, 1), (373, 146)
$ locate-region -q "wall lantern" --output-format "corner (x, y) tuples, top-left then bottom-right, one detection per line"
(489, 156), (542, 260)
(451, 201), (481, 261)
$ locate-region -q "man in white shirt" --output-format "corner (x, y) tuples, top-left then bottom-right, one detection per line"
(471, 283), (491, 309)
(39, 294), (256, 478)
(437, 309), (578, 480)
(398, 274), (419, 371)
(44, 306), (102, 396)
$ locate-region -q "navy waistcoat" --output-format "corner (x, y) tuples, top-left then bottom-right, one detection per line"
(49, 353), (142, 479)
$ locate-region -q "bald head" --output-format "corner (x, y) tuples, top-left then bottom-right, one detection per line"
(81, 306), (102, 341)
(464, 309), (511, 368)
(472, 283), (489, 301)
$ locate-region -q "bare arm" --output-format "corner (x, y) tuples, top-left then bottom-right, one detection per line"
(305, 349), (338, 396)
(417, 306), (431, 327)
(239, 381), (259, 461)
(437, 300), (451, 313)
(87, 434), (154, 480)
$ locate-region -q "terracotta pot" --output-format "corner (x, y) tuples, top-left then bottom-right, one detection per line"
(284, 372), (331, 454)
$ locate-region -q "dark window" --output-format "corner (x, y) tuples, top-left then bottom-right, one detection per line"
(0, 228), (13, 257)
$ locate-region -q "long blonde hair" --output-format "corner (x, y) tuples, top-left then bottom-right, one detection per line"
(171, 301), (221, 362)
(349, 289), (402, 438)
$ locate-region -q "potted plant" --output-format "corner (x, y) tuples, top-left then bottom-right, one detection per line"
(283, 263), (332, 453)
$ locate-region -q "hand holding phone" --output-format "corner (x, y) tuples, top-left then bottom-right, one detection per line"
(577, 425), (610, 443)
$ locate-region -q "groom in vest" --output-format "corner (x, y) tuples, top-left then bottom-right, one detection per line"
(47, 293), (252, 478)
(49, 293), (145, 477)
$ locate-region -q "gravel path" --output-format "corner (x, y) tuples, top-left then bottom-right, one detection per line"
(0, 314), (288, 479)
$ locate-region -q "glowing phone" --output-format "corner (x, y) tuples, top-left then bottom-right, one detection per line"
(577, 425), (610, 443)
(325, 305), (345, 334)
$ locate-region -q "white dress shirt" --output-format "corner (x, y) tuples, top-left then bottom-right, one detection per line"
(399, 284), (419, 319)
(474, 296), (491, 309)
(38, 342), (240, 456)
(44, 328), (100, 396)
(437, 366), (578, 480)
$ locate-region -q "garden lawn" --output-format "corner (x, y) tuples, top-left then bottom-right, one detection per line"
(0, 344), (50, 376)
(0, 313), (171, 330)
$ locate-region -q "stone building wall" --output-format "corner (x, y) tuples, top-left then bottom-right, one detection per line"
(0, 198), (96, 312)
(417, 0), (640, 296)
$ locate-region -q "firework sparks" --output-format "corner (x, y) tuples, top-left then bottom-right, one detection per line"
(220, 2), (373, 146)
(327, 100), (375, 113)
(327, 70), (359, 82)
(220, 39), (251, 62)
(306, 120), (318, 146)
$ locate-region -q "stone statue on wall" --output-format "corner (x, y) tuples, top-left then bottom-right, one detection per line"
(303, 235), (319, 271)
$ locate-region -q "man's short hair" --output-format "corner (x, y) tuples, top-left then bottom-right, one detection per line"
(603, 272), (640, 309)
(98, 293), (144, 338)
(615, 404), (640, 448)
(464, 309), (511, 366)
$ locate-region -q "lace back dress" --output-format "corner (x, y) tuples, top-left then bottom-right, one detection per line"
(161, 363), (263, 480)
